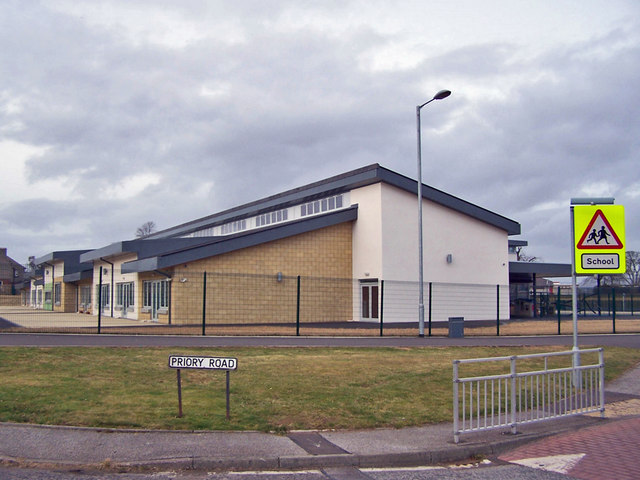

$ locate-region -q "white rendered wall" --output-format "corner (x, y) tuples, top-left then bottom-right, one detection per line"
(351, 182), (511, 323)
(379, 183), (509, 284)
(351, 183), (384, 281)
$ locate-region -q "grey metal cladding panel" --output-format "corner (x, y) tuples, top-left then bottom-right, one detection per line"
(153, 206), (358, 270)
(63, 269), (92, 283)
(134, 238), (213, 258)
(35, 250), (89, 266)
(509, 262), (572, 277)
(121, 256), (160, 274)
(80, 242), (130, 262)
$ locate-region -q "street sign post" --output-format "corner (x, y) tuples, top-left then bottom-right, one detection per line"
(168, 355), (238, 419)
(569, 199), (625, 387)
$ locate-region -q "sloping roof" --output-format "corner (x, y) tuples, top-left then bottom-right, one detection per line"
(146, 164), (520, 239)
(34, 250), (92, 276)
(122, 206), (358, 273)
(79, 238), (215, 263)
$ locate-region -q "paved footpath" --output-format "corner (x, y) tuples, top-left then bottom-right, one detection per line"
(499, 363), (640, 479)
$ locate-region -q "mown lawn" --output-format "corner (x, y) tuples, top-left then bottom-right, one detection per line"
(0, 346), (638, 432)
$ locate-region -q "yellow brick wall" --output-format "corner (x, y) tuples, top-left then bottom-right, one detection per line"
(52, 277), (78, 313)
(168, 222), (354, 325)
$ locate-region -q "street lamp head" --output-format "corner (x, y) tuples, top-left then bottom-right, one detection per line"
(418, 90), (452, 109)
(433, 90), (451, 100)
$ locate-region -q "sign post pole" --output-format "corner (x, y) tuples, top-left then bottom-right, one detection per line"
(570, 204), (580, 382)
(570, 198), (623, 387)
(168, 355), (238, 420)
(176, 369), (183, 418)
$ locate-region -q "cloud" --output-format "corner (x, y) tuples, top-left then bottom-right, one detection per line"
(1, 0), (639, 266)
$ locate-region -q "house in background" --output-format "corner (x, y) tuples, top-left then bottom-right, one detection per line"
(80, 164), (521, 325)
(0, 247), (25, 298)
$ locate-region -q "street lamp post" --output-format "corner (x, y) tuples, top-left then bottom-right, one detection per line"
(417, 89), (451, 337)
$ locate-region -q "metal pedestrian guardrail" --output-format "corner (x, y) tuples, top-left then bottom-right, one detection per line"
(453, 348), (605, 443)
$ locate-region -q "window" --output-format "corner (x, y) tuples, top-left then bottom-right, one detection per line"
(143, 280), (169, 309)
(220, 219), (247, 235)
(54, 283), (61, 306)
(116, 282), (135, 309)
(300, 195), (343, 217)
(80, 286), (92, 307)
(98, 284), (110, 310)
(256, 208), (288, 227)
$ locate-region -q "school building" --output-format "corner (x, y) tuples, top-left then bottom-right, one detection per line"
(68, 164), (523, 325)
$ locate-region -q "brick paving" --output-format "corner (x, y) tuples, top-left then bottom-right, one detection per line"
(500, 415), (640, 479)
(500, 360), (640, 480)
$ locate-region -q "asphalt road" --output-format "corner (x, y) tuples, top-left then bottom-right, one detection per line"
(0, 464), (571, 479)
(1, 332), (639, 348)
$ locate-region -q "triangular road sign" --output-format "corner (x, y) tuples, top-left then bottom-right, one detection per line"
(577, 209), (623, 249)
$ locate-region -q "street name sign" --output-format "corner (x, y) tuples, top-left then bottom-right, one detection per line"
(168, 354), (238, 419)
(573, 204), (626, 274)
(168, 355), (237, 370)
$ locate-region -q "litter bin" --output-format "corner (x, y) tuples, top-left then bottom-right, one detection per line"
(448, 317), (464, 338)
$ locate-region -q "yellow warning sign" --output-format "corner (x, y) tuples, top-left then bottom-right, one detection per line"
(574, 205), (625, 274)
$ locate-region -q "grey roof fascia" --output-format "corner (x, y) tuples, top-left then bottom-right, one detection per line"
(146, 163), (519, 240)
(509, 240), (529, 247)
(122, 205), (358, 273)
(509, 261), (572, 277)
(80, 242), (132, 262)
(146, 165), (379, 239)
(123, 256), (160, 273)
(35, 250), (90, 267)
(63, 269), (93, 283)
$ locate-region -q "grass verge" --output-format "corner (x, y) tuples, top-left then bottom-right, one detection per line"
(0, 346), (638, 432)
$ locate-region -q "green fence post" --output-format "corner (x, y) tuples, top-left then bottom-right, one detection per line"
(612, 288), (616, 334)
(379, 280), (384, 337)
(557, 286), (561, 335)
(97, 266), (102, 334)
(496, 284), (500, 336)
(296, 275), (301, 336)
(428, 282), (433, 337)
(202, 271), (207, 336)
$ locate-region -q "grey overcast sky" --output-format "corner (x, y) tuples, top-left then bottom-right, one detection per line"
(1, 0), (639, 267)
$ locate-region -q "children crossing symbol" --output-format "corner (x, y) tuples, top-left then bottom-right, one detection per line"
(576, 209), (623, 250)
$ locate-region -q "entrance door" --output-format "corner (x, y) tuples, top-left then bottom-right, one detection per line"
(361, 282), (379, 320)
(119, 282), (133, 318)
(151, 281), (162, 321)
(145, 280), (168, 322)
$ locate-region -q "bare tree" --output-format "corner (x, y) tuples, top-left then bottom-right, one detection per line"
(135, 221), (156, 238)
(514, 246), (539, 262)
(624, 251), (640, 287)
